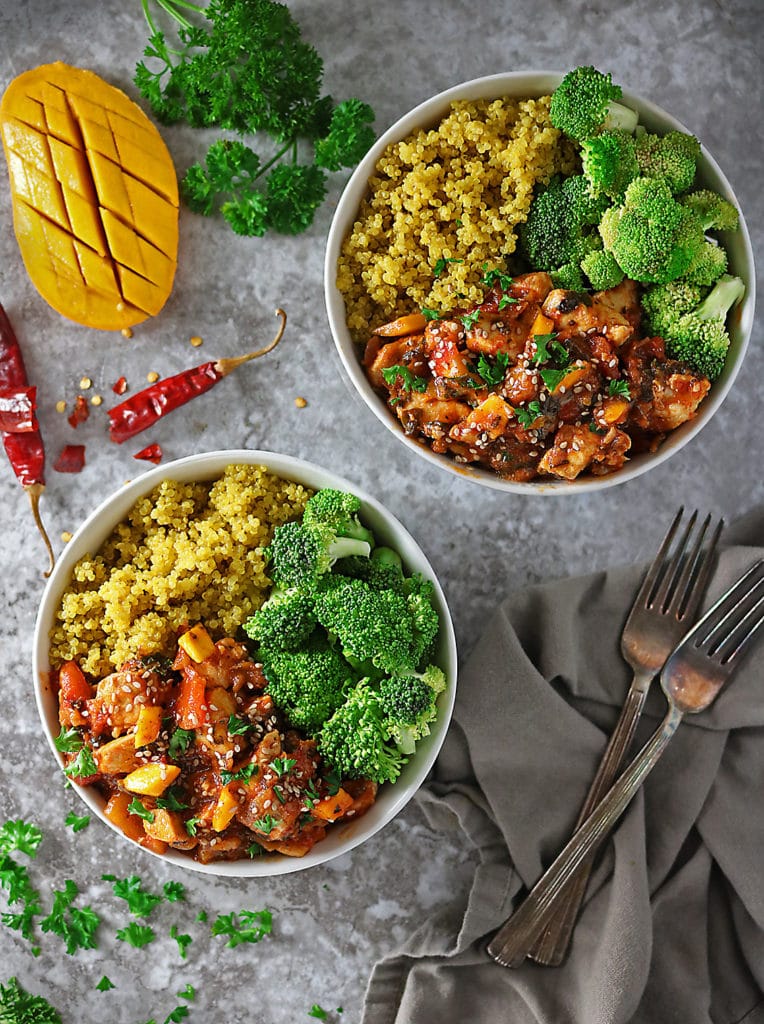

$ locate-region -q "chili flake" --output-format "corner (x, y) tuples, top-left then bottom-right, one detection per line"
(68, 395), (89, 428)
(0, 385), (38, 432)
(133, 443), (163, 464)
(111, 376), (128, 396)
(53, 444), (86, 473)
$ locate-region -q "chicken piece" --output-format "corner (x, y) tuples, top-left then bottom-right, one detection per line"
(237, 732), (320, 842)
(538, 423), (605, 480)
(176, 638), (265, 693)
(88, 660), (172, 737)
(464, 305), (539, 360)
(583, 333), (621, 379)
(590, 427), (632, 475)
(95, 734), (142, 775)
(424, 320), (471, 378)
(255, 821), (327, 857)
(449, 394), (513, 447)
(365, 334), (428, 389)
(393, 383), (471, 440)
(502, 365), (540, 406)
(542, 289), (634, 347)
(341, 778), (378, 820)
(631, 363), (711, 433)
(594, 278), (642, 332)
(487, 436), (540, 481)
(195, 827), (249, 863)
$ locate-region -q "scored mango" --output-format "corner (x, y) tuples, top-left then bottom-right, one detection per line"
(0, 62), (178, 331)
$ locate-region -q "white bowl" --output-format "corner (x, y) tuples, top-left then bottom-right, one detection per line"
(33, 450), (458, 876)
(324, 71), (756, 494)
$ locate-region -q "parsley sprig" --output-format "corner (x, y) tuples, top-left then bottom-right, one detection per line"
(211, 908), (273, 948)
(220, 762), (259, 785)
(514, 401), (544, 428)
(0, 977), (61, 1023)
(477, 352), (509, 387)
(381, 365), (427, 395)
(103, 874), (163, 918)
(40, 880), (100, 955)
(608, 379), (631, 399)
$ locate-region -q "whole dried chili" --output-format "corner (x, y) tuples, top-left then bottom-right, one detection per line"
(108, 309), (286, 444)
(0, 303), (55, 575)
(0, 385), (38, 432)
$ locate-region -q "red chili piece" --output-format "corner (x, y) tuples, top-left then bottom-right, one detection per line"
(68, 394), (90, 428)
(53, 444), (86, 473)
(107, 309), (287, 443)
(0, 385), (38, 432)
(133, 443), (163, 464)
(111, 376), (128, 395)
(0, 303), (54, 574)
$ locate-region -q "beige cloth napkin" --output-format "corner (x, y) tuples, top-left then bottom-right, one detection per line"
(362, 509), (764, 1024)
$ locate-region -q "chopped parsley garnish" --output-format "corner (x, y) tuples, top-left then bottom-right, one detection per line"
(96, 976), (115, 992)
(420, 307), (440, 321)
(309, 1007), (328, 1021)
(269, 757), (297, 777)
(185, 817), (202, 837)
(0, 821), (43, 858)
(303, 780), (321, 809)
(0, 854), (42, 942)
(324, 769), (342, 797)
(211, 909), (273, 948)
(476, 352), (509, 386)
(63, 746), (97, 780)
(221, 762), (259, 785)
(497, 293), (518, 311)
(0, 977), (61, 1023)
(168, 728), (194, 758)
(116, 922), (155, 948)
(539, 367), (570, 393)
(381, 365), (427, 394)
(514, 401), (543, 428)
(108, 875), (163, 918)
(64, 812), (90, 833)
(273, 786), (286, 804)
(177, 984), (195, 1001)
(128, 798), (155, 824)
(480, 265), (513, 291)
(164, 1008), (189, 1024)
(251, 814), (277, 835)
(53, 727), (85, 754)
(589, 422), (608, 434)
(163, 881), (186, 903)
(608, 379), (631, 399)
(530, 332), (558, 364)
(247, 843), (266, 858)
(170, 924), (193, 959)
(459, 309), (480, 331)
(196, 910), (208, 923)
(432, 256), (463, 278)
(227, 715), (252, 736)
(156, 788), (189, 812)
(40, 880), (100, 955)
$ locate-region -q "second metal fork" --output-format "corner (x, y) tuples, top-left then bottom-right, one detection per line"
(527, 508), (723, 965)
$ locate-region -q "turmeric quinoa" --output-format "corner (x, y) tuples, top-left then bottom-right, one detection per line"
(337, 95), (579, 338)
(49, 465), (311, 678)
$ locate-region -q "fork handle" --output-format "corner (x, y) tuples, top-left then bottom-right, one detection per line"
(486, 703), (683, 968)
(528, 675), (651, 965)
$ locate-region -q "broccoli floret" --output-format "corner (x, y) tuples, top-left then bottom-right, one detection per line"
(683, 241), (728, 287)
(550, 262), (587, 291)
(678, 189), (739, 232)
(550, 66), (638, 142)
(641, 279), (704, 336)
(243, 589), (316, 650)
(581, 129), (639, 200)
(634, 131), (700, 195)
(404, 575), (440, 668)
(600, 177), (705, 283)
(664, 274), (745, 381)
(581, 249), (625, 291)
(378, 665), (447, 755)
(520, 175), (608, 273)
(266, 520), (371, 589)
(259, 635), (353, 732)
(334, 547), (406, 593)
(303, 488), (375, 546)
(318, 681), (405, 783)
(314, 577), (415, 675)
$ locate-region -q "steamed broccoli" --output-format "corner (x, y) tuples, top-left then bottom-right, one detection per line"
(599, 177), (705, 283)
(404, 575), (440, 668)
(334, 547), (406, 593)
(664, 274), (745, 381)
(520, 175), (608, 274)
(243, 589), (316, 649)
(581, 248), (625, 291)
(259, 635), (353, 732)
(641, 279), (704, 336)
(581, 129), (639, 200)
(678, 189), (739, 232)
(634, 130), (700, 195)
(549, 66), (638, 142)
(303, 488), (375, 546)
(683, 241), (728, 287)
(378, 665), (447, 755)
(266, 519), (371, 589)
(318, 681), (405, 783)
(550, 261), (587, 291)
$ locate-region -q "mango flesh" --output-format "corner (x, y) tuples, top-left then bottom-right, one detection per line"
(1, 62), (179, 330)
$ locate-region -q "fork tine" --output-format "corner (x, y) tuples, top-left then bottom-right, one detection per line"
(670, 515), (724, 621)
(691, 560), (764, 651)
(709, 576), (764, 663)
(650, 509), (698, 611)
(633, 506), (685, 609)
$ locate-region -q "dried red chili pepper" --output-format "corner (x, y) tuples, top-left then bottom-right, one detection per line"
(53, 444), (86, 473)
(108, 309), (286, 444)
(68, 394), (90, 428)
(0, 385), (38, 432)
(0, 303), (54, 574)
(111, 376), (128, 395)
(133, 443), (162, 464)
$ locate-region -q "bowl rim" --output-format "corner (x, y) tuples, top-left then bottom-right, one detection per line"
(33, 449), (458, 877)
(324, 69), (756, 494)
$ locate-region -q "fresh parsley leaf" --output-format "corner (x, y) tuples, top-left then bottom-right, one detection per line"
(0, 821), (43, 858)
(589, 422), (608, 434)
(128, 798), (155, 824)
(177, 984), (195, 1001)
(608, 379), (631, 399)
(170, 924), (192, 959)
(53, 727), (84, 754)
(196, 910), (208, 923)
(432, 256), (462, 278)
(211, 909), (273, 948)
(381, 365), (427, 394)
(63, 746), (97, 780)
(65, 812), (90, 833)
(108, 876), (163, 918)
(185, 817), (201, 837)
(273, 785), (286, 804)
(269, 757), (297, 777)
(247, 843), (265, 858)
(156, 788), (189, 812)
(116, 922), (155, 948)
(497, 293), (518, 311)
(476, 352), (509, 386)
(459, 309), (480, 331)
(314, 99), (375, 172)
(309, 1007), (328, 1021)
(530, 332), (558, 365)
(163, 881), (186, 903)
(251, 814), (277, 835)
(539, 367), (570, 393)
(480, 265), (513, 291)
(324, 769), (342, 797)
(168, 728), (194, 758)
(40, 880), (100, 954)
(164, 1008), (189, 1024)
(220, 762), (259, 785)
(0, 977), (62, 1023)
(514, 401), (544, 429)
(303, 780), (321, 809)
(227, 715), (251, 736)
(96, 976), (115, 992)
(420, 307), (440, 321)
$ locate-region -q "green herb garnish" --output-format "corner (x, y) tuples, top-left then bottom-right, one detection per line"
(459, 309), (480, 331)
(247, 843), (266, 858)
(177, 984), (195, 1001)
(96, 976), (115, 992)
(269, 757), (297, 777)
(116, 922), (155, 948)
(53, 728), (85, 754)
(227, 715), (252, 736)
(63, 746), (97, 780)
(184, 817), (202, 837)
(514, 401), (544, 428)
(64, 812), (90, 833)
(163, 881), (186, 903)
(0, 821), (43, 858)
(156, 788), (189, 812)
(476, 352), (509, 386)
(529, 332), (558, 364)
(539, 367), (570, 393)
(420, 307), (440, 321)
(40, 880), (100, 955)
(481, 265), (513, 291)
(127, 799), (155, 825)
(170, 924), (193, 959)
(164, 1007), (189, 1024)
(309, 1007), (328, 1021)
(0, 977), (61, 1023)
(608, 379), (631, 399)
(381, 365), (428, 394)
(210, 909), (273, 948)
(168, 728), (194, 758)
(324, 769), (342, 797)
(251, 814), (277, 835)
(108, 875), (163, 918)
(220, 762), (259, 785)
(432, 256), (463, 278)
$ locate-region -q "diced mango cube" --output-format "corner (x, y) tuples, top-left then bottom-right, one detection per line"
(123, 762), (181, 797)
(134, 706), (163, 748)
(178, 624), (216, 664)
(211, 784), (239, 832)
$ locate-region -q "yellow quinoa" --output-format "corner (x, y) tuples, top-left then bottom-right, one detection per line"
(49, 465), (312, 678)
(337, 95), (579, 338)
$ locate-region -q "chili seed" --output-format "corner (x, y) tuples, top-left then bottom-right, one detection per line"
(55, 400), (67, 414)
(147, 371), (159, 383)
(91, 395), (103, 407)
(190, 335), (203, 347)
(294, 397), (307, 409)
(61, 531), (73, 543)
(79, 376), (92, 390)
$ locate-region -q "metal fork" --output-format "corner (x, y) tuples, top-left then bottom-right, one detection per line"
(488, 558), (764, 968)
(517, 509), (723, 966)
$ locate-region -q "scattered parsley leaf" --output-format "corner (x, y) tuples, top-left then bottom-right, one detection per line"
(116, 922), (155, 948)
(96, 976), (115, 992)
(481, 265), (513, 291)
(381, 365), (427, 394)
(53, 728), (84, 754)
(420, 307), (440, 321)
(211, 909), (273, 948)
(459, 309), (480, 331)
(309, 1007), (328, 1020)
(220, 762), (259, 785)
(303, 780), (321, 809)
(247, 843), (265, 858)
(65, 812), (90, 833)
(0, 977), (62, 1023)
(227, 715), (251, 736)
(40, 880), (100, 955)
(170, 924), (192, 959)
(497, 293), (519, 310)
(539, 367), (570, 393)
(432, 256), (463, 278)
(589, 422), (608, 435)
(476, 352), (509, 386)
(177, 984), (195, 1001)
(514, 401), (544, 428)
(0, 821), (43, 858)
(62, 746), (97, 780)
(185, 818), (201, 838)
(251, 814), (277, 835)
(109, 876), (163, 918)
(324, 769), (342, 797)
(608, 379), (631, 399)
(196, 910), (208, 923)
(168, 728), (194, 758)
(156, 788), (189, 812)
(127, 798), (155, 824)
(164, 1008), (189, 1024)
(529, 333), (558, 365)
(163, 881), (186, 903)
(269, 757), (297, 777)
